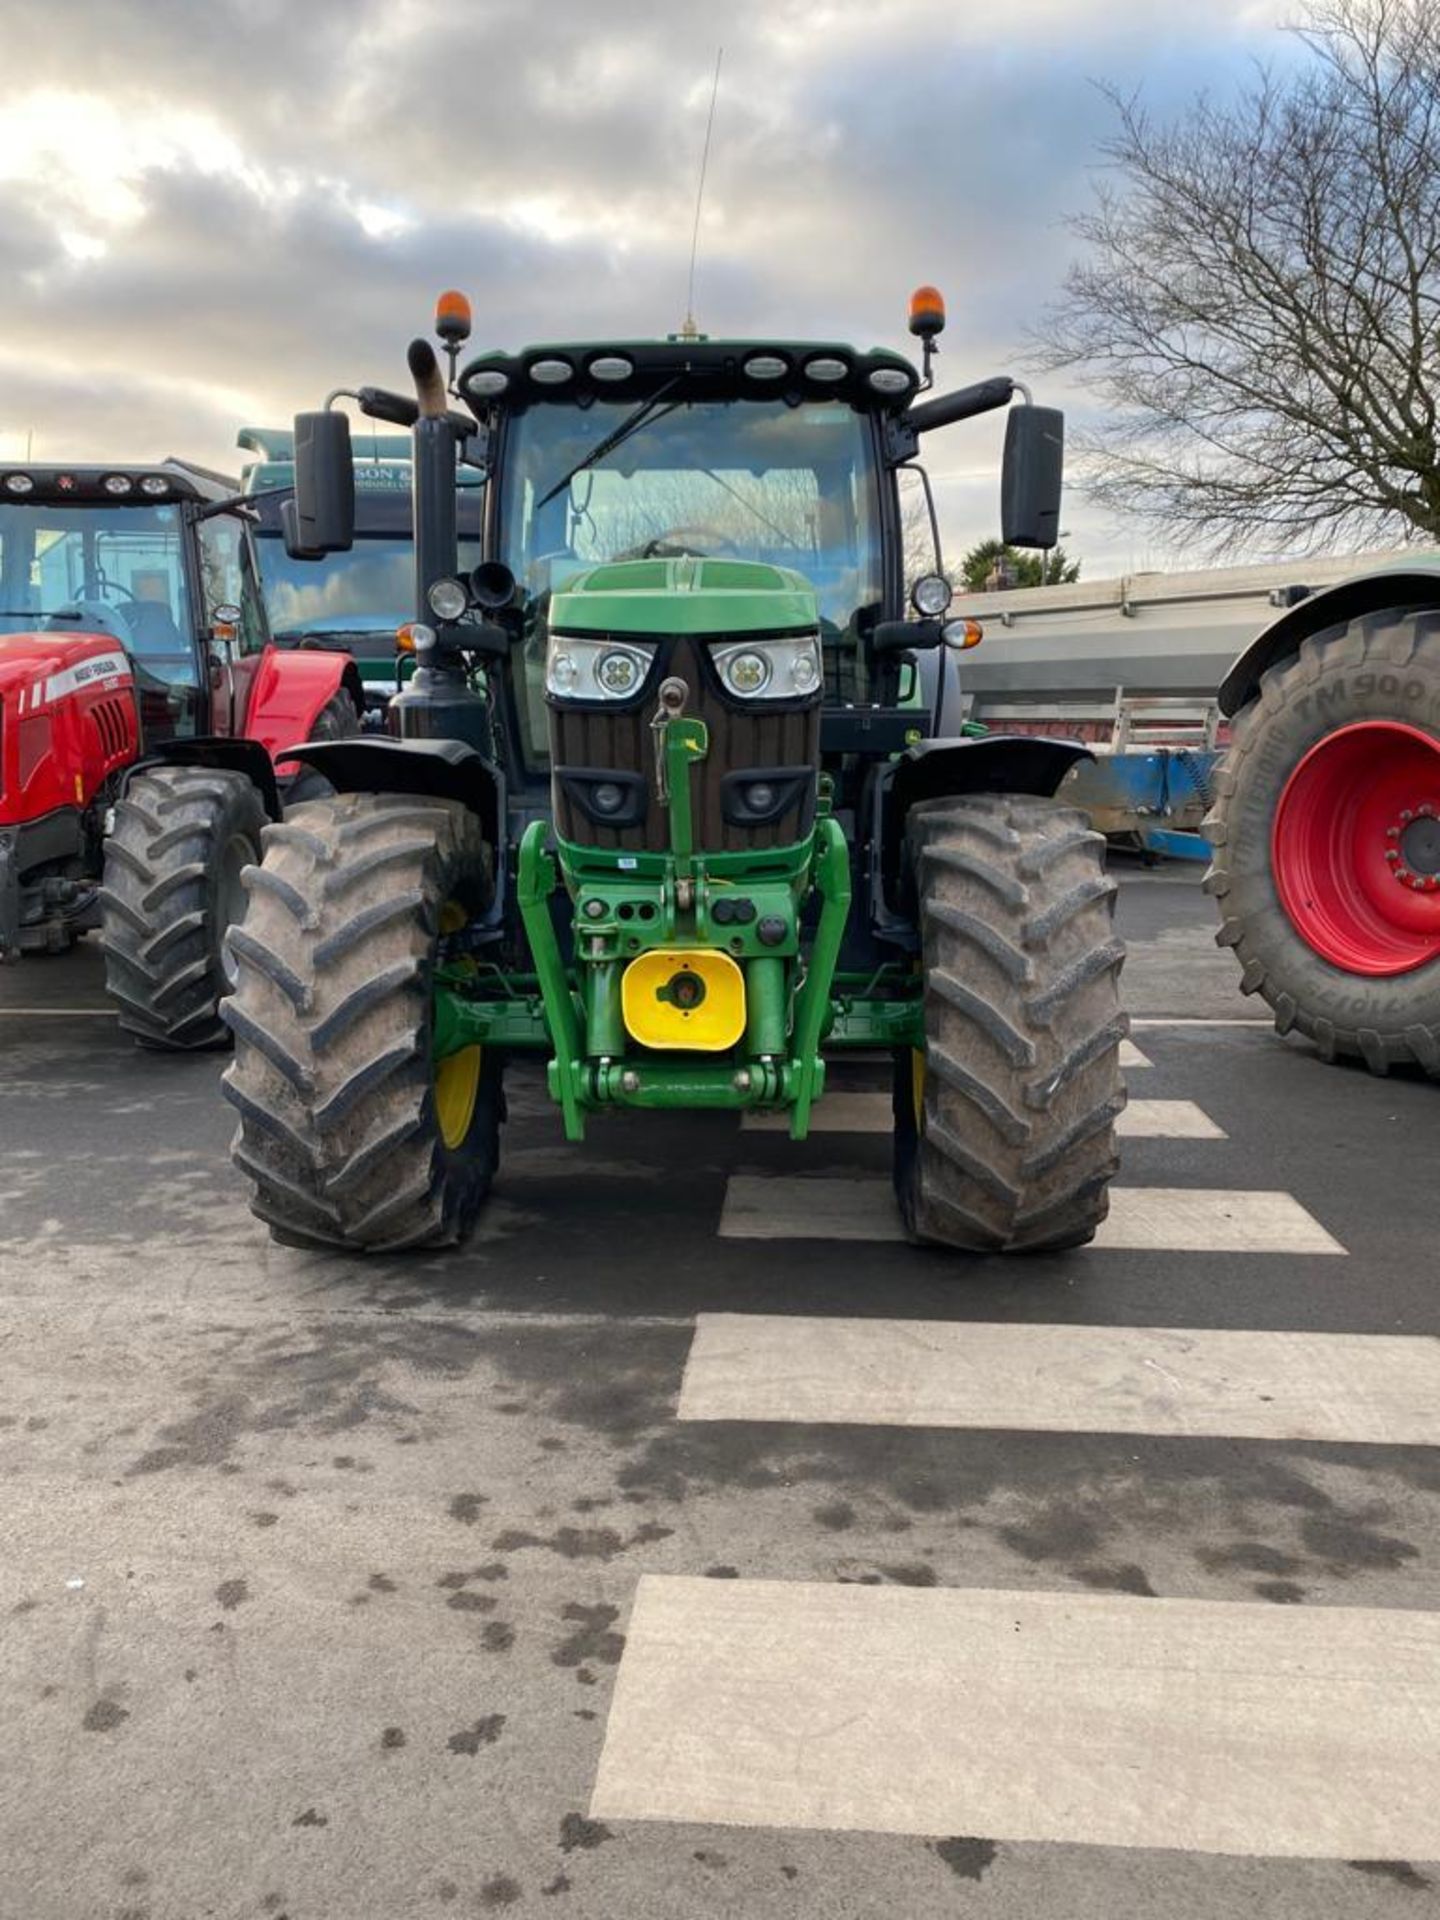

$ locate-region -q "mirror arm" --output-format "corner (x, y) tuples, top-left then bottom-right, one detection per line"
(354, 385), (420, 429)
(872, 617), (942, 655)
(907, 375), (1017, 436)
(883, 375), (1021, 465)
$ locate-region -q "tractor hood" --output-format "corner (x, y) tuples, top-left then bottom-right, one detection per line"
(549, 556), (818, 638)
(0, 630), (134, 704)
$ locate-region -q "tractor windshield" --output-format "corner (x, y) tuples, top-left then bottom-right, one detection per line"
(0, 501), (191, 654)
(498, 397), (884, 766)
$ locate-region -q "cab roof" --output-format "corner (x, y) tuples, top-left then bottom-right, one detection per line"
(457, 337), (920, 414)
(0, 460), (236, 505)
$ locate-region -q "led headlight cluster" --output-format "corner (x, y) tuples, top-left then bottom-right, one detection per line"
(712, 633), (822, 702)
(546, 633), (655, 701)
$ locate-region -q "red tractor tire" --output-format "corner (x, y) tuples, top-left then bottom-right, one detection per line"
(1206, 605), (1440, 1075)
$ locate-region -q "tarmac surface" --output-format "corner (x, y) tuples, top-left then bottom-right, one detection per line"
(3, 860), (1439, 1920)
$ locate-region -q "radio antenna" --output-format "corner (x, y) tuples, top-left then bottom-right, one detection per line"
(679, 47), (723, 342)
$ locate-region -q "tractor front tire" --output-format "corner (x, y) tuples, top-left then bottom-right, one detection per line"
(1206, 607), (1440, 1075)
(100, 766), (266, 1050)
(894, 794), (1126, 1252)
(221, 792), (502, 1252)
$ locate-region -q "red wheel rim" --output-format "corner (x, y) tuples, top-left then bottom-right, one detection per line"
(1271, 720), (1440, 977)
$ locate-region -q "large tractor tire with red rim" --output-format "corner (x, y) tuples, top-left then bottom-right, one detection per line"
(1206, 605), (1440, 1076)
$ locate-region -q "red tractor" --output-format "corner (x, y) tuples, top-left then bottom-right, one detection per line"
(0, 458), (363, 1047)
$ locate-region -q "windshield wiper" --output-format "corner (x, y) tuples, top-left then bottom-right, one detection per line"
(534, 377), (685, 512)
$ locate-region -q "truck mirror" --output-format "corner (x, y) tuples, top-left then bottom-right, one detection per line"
(293, 410), (355, 553)
(1001, 404), (1063, 550)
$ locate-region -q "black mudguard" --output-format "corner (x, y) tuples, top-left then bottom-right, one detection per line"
(869, 734), (1093, 945)
(888, 734), (1091, 814)
(130, 736), (282, 820)
(285, 735), (506, 851)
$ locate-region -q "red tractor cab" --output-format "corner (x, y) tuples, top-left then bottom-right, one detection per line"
(0, 459), (363, 1047)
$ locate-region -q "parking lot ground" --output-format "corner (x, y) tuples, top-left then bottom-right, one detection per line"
(4, 863), (1440, 1919)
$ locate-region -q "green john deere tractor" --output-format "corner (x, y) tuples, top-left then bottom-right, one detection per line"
(221, 288), (1126, 1253)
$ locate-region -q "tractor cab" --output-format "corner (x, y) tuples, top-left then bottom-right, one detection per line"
(481, 347), (895, 758)
(0, 461), (269, 743)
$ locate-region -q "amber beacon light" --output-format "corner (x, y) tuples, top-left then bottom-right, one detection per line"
(908, 285), (946, 339)
(435, 290), (473, 344)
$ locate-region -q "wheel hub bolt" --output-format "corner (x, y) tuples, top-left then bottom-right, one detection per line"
(1386, 849), (1400, 863)
(1386, 826), (1401, 840)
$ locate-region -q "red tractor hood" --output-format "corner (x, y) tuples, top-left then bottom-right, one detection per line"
(0, 629), (134, 706)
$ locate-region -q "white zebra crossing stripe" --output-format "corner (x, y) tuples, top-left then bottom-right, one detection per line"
(591, 1578), (1440, 1858)
(678, 1314), (1434, 1441)
(1116, 1099), (1226, 1139)
(745, 1094), (1222, 1138)
(719, 1177), (1344, 1253)
(1119, 1038), (1151, 1068)
(1092, 1188), (1344, 1254)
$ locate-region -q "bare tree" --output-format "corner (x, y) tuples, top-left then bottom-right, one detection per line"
(1035, 0), (1440, 554)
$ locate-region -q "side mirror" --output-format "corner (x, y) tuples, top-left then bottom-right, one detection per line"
(280, 498), (322, 561)
(293, 410), (355, 553)
(1001, 404), (1064, 550)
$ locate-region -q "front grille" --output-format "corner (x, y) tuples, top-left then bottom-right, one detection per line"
(91, 696), (132, 762)
(550, 636), (820, 852)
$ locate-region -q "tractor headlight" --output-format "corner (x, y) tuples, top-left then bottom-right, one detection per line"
(712, 633), (822, 702)
(721, 649), (771, 696)
(911, 572), (953, 617)
(545, 632), (654, 701)
(597, 649), (643, 695)
(427, 576), (470, 622)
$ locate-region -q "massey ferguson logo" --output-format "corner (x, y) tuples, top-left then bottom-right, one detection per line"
(42, 653), (132, 705)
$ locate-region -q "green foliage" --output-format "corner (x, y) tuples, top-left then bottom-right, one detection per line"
(959, 539), (1081, 592)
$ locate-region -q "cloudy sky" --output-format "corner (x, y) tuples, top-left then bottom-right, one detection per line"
(1, 0), (1291, 576)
